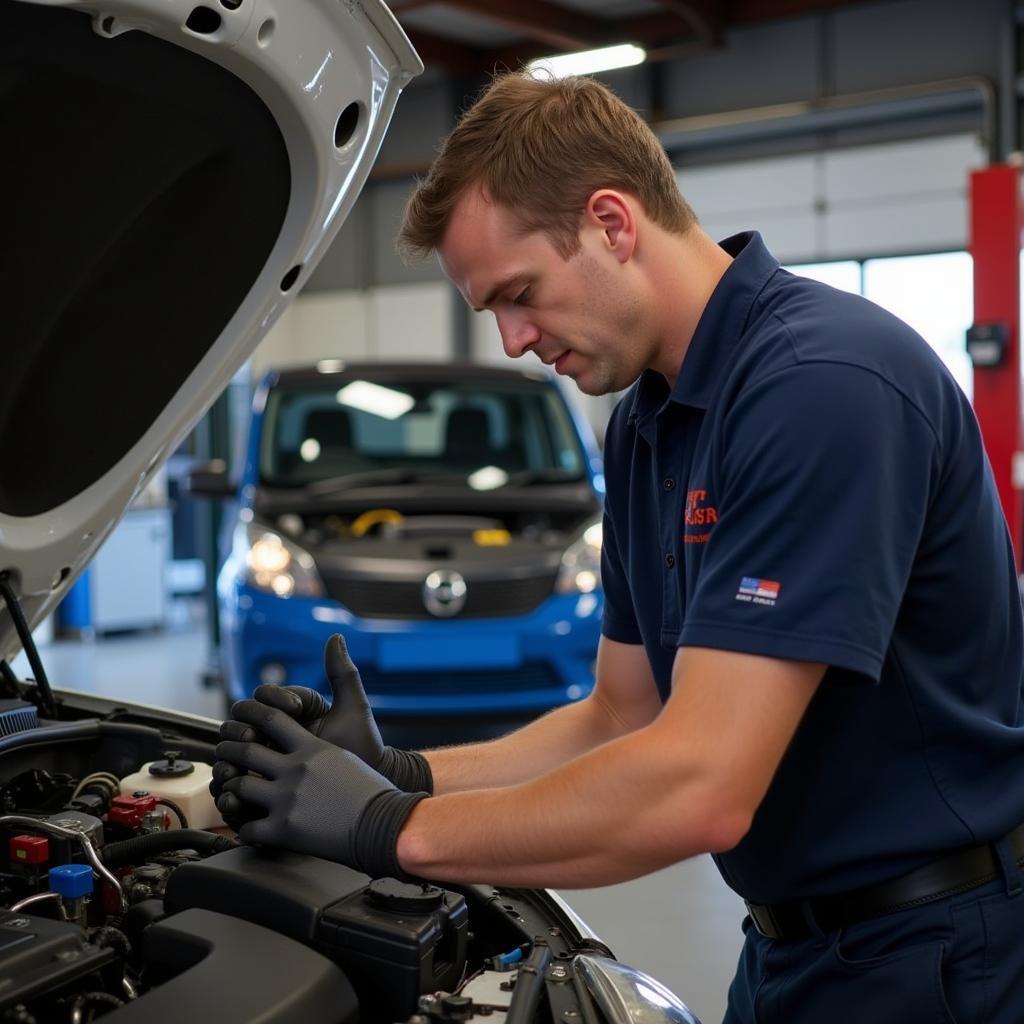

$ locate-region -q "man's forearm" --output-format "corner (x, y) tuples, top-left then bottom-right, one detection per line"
(421, 693), (635, 795)
(398, 723), (730, 889)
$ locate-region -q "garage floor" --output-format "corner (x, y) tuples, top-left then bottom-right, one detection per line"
(13, 627), (746, 1024)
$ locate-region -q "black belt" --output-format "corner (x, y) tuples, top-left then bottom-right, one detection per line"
(745, 823), (1024, 942)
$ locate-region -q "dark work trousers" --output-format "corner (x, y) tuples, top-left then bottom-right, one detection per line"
(722, 840), (1024, 1024)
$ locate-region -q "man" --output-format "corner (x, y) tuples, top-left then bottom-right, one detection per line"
(213, 73), (1024, 1022)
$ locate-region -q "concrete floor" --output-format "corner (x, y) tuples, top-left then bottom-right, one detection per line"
(12, 623), (747, 1024)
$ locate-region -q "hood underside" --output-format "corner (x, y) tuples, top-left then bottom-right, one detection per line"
(0, 0), (421, 660)
(3, 2), (291, 517)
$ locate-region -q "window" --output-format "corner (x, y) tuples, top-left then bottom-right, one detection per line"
(785, 252), (974, 401)
(786, 261), (861, 295)
(260, 378), (587, 487)
(863, 253), (973, 401)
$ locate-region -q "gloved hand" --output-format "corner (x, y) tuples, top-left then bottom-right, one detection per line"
(210, 634), (431, 824)
(214, 699), (427, 878)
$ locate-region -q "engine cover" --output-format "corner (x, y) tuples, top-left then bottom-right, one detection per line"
(0, 910), (115, 1009)
(165, 846), (468, 1020)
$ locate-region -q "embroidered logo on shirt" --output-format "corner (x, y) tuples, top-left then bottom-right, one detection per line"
(736, 577), (781, 606)
(683, 489), (718, 544)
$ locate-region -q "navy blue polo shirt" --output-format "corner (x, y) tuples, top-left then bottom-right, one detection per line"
(601, 231), (1024, 904)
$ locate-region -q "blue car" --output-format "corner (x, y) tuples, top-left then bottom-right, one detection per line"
(214, 362), (605, 717)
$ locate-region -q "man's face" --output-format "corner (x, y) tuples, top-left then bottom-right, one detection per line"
(437, 187), (650, 396)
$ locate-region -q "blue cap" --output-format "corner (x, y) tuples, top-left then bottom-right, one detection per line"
(49, 864), (93, 899)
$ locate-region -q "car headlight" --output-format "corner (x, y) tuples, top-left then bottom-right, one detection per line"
(556, 519), (602, 594)
(236, 522), (324, 598)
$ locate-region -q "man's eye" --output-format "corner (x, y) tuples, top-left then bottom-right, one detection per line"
(513, 287), (531, 305)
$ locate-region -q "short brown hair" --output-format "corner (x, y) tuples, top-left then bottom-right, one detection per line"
(398, 72), (696, 261)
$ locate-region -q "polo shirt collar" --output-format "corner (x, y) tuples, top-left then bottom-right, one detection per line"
(628, 231), (779, 427)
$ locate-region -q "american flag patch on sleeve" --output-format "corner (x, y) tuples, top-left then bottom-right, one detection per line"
(736, 577), (781, 605)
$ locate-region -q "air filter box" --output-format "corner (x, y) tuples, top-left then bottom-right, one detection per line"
(165, 846), (468, 1020)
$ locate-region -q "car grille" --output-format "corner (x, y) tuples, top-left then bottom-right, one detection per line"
(322, 573), (558, 619)
(359, 664), (561, 695)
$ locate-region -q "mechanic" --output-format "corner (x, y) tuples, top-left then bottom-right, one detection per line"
(213, 73), (1024, 1022)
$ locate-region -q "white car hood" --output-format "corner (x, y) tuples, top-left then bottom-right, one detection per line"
(0, 0), (420, 660)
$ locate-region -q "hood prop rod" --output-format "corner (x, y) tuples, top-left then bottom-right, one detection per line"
(0, 574), (59, 720)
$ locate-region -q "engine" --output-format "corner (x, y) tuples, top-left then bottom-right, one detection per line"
(0, 750), (474, 1023)
(0, 732), (617, 1024)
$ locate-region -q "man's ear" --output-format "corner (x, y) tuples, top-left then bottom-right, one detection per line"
(585, 190), (637, 264)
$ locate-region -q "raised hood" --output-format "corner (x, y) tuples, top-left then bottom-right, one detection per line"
(0, 0), (421, 660)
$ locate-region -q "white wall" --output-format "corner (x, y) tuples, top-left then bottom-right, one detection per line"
(250, 282), (452, 377)
(679, 133), (986, 261)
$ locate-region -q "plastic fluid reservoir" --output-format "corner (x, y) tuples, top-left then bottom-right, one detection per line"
(119, 752), (223, 830)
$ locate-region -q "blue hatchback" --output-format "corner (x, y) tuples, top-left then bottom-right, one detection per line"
(214, 362), (605, 716)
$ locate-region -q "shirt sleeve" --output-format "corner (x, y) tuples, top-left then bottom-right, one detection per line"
(679, 360), (939, 680)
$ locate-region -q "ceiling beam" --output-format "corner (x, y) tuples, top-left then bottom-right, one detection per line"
(657, 1), (725, 45)
(416, 0), (607, 51)
(402, 0), (893, 73)
(403, 28), (483, 76)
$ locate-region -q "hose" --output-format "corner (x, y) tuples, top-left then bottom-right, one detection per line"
(101, 829), (236, 869)
(0, 660), (21, 698)
(90, 926), (131, 959)
(505, 943), (552, 1024)
(155, 798), (189, 830)
(71, 773), (120, 802)
(0, 575), (58, 719)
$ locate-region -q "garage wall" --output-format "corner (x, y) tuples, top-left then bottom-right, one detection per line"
(250, 282), (452, 378)
(680, 132), (987, 263)
(263, 0), (1011, 437)
(305, 0), (1009, 296)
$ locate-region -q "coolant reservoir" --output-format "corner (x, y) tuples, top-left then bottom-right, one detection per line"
(119, 752), (223, 830)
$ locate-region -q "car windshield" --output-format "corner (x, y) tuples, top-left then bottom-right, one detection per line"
(259, 376), (587, 490)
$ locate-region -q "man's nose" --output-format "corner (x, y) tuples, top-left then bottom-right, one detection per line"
(496, 310), (540, 359)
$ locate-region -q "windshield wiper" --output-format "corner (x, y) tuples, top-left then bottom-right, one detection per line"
(304, 468), (464, 497)
(502, 468), (586, 487)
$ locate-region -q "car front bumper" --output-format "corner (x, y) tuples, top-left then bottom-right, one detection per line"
(220, 583), (602, 715)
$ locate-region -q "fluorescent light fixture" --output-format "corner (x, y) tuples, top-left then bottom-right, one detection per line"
(316, 359), (345, 374)
(528, 43), (646, 80)
(336, 381), (414, 420)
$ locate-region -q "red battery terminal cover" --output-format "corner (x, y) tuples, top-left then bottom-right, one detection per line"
(108, 793), (158, 829)
(10, 835), (49, 865)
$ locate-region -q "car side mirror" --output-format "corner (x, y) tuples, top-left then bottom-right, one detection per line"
(186, 460), (236, 499)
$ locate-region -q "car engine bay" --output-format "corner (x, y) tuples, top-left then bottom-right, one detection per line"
(0, 696), (649, 1024)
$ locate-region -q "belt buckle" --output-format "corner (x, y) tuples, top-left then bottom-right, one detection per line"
(744, 901), (782, 940)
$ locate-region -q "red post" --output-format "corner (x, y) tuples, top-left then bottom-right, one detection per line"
(970, 164), (1024, 570)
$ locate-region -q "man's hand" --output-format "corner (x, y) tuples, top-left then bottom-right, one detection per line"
(258, 634), (432, 792)
(210, 634), (431, 821)
(214, 699), (427, 878)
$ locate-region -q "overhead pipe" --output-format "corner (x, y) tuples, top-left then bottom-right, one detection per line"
(653, 77), (997, 161)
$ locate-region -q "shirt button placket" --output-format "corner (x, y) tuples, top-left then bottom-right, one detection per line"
(658, 454), (681, 638)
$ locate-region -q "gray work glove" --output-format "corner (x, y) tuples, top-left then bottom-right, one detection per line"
(214, 699), (427, 879)
(211, 634), (431, 827)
